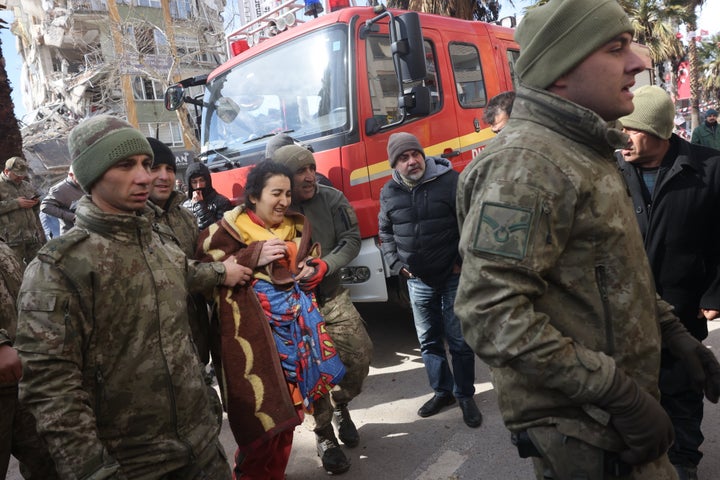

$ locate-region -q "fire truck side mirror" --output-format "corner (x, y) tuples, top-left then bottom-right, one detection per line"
(165, 84), (185, 111)
(403, 86), (431, 116)
(365, 117), (381, 136)
(392, 12), (427, 83)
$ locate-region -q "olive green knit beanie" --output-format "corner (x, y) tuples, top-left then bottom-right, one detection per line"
(618, 86), (675, 140)
(272, 145), (316, 173)
(515, 0), (633, 89)
(69, 115), (153, 192)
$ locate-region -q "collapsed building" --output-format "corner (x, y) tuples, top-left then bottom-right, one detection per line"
(2, 0), (228, 191)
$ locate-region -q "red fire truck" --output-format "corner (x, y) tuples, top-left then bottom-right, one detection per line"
(165, 4), (519, 303)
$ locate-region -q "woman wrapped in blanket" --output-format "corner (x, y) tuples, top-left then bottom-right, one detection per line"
(196, 161), (345, 480)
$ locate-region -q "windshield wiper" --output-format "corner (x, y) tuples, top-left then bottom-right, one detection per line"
(197, 146), (228, 161)
(243, 129), (296, 145)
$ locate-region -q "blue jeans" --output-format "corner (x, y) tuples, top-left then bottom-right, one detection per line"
(407, 273), (476, 399)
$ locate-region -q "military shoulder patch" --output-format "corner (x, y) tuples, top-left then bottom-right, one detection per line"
(472, 202), (533, 260)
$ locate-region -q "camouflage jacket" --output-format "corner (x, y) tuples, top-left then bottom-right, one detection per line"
(15, 197), (221, 479)
(0, 173), (45, 246)
(0, 239), (22, 345)
(149, 191), (197, 258)
(455, 85), (678, 451)
(288, 184), (360, 300)
(149, 192), (216, 364)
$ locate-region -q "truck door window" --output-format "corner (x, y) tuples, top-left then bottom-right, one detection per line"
(449, 43), (486, 108)
(366, 36), (439, 128)
(507, 49), (520, 89)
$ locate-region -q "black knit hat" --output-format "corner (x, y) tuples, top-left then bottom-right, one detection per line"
(147, 137), (176, 170)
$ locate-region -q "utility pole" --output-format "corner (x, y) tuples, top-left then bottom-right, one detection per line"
(107, 0), (139, 126)
(161, 0), (200, 151)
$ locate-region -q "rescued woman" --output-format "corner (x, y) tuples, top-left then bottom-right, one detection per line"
(196, 161), (345, 479)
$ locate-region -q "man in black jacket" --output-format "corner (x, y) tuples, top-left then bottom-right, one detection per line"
(183, 162), (232, 231)
(617, 85), (720, 480)
(378, 132), (482, 429)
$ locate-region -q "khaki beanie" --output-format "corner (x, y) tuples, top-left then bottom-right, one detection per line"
(618, 86), (675, 139)
(69, 115), (153, 192)
(387, 132), (425, 168)
(5, 156), (28, 176)
(265, 133), (295, 159)
(272, 144), (316, 173)
(515, 0), (633, 89)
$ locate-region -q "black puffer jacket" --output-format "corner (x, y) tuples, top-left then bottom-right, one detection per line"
(183, 162), (232, 231)
(378, 156), (460, 288)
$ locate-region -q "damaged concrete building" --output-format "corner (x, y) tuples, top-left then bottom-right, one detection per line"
(3, 0), (228, 190)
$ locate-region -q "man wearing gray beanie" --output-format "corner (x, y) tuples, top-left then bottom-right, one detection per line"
(455, 1), (719, 478)
(379, 132), (482, 430)
(15, 115), (249, 479)
(617, 86), (720, 480)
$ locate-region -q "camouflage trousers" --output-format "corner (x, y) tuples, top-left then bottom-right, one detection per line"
(526, 425), (679, 480)
(307, 288), (373, 432)
(116, 436), (230, 480)
(0, 383), (59, 479)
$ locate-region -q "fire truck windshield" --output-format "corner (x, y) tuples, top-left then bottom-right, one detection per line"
(201, 24), (349, 165)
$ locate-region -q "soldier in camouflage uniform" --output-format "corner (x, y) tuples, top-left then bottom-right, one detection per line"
(273, 145), (373, 475)
(0, 157), (46, 267)
(14, 116), (248, 479)
(455, 1), (720, 479)
(0, 238), (58, 478)
(147, 137), (215, 366)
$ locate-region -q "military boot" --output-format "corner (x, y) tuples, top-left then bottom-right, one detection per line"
(333, 403), (359, 448)
(315, 426), (351, 474)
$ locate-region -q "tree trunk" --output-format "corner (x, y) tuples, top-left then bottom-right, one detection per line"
(687, 20), (701, 130)
(0, 34), (24, 158)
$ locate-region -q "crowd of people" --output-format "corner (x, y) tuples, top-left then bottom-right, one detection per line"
(2, 1), (720, 479)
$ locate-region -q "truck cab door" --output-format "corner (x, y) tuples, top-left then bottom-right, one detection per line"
(440, 29), (518, 172)
(357, 25), (461, 199)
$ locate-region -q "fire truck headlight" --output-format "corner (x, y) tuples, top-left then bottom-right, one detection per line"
(339, 266), (371, 284)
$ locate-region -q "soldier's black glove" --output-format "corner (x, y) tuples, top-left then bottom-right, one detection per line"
(597, 368), (674, 465)
(662, 319), (720, 403)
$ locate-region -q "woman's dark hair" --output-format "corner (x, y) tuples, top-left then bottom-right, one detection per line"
(244, 161), (294, 210)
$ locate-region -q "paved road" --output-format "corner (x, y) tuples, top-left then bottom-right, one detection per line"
(8, 304), (720, 479)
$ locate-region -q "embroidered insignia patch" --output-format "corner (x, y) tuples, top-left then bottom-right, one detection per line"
(473, 202), (533, 259)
